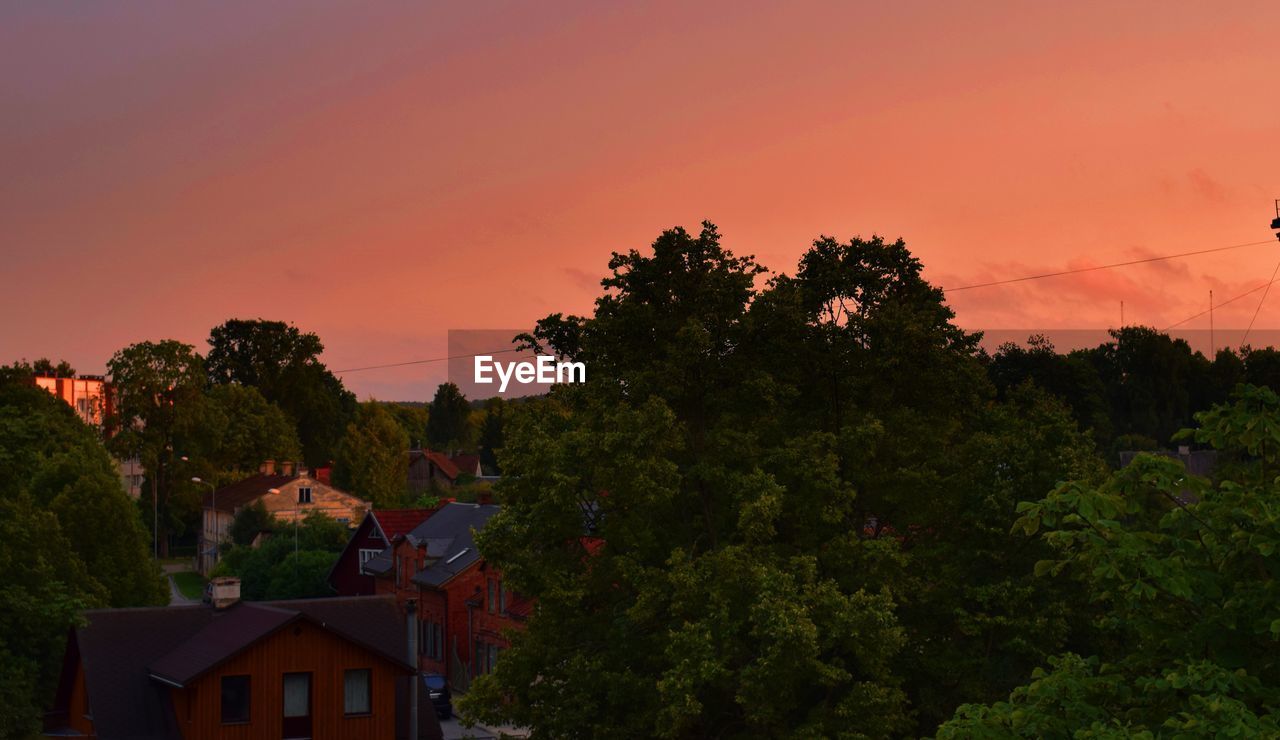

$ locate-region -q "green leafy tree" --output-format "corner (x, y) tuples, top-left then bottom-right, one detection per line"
(478, 398), (506, 474)
(205, 319), (357, 464)
(0, 384), (162, 734)
(228, 500), (276, 546)
(215, 511), (348, 600)
(426, 382), (471, 450)
(202, 383), (303, 472)
(0, 497), (106, 738)
(264, 550), (342, 600)
(938, 384), (1280, 736)
(107, 340), (208, 556)
(334, 402), (411, 507)
(466, 224), (913, 738)
(380, 402), (430, 448)
(1, 383), (165, 607)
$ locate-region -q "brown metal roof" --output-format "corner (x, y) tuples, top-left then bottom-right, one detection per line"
(202, 473), (297, 513)
(65, 595), (430, 739)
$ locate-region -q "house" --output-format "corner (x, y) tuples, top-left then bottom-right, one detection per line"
(199, 460), (369, 574)
(407, 449), (481, 492)
(359, 503), (529, 691)
(43, 581), (442, 740)
(328, 508), (442, 597)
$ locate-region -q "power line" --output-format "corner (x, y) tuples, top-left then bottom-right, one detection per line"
(944, 239), (1273, 292)
(1240, 257), (1280, 349)
(333, 347), (522, 374)
(1162, 278), (1280, 331)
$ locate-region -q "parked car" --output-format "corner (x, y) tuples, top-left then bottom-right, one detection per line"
(423, 673), (452, 719)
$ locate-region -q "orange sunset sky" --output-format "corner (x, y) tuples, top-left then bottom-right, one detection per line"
(3, 1), (1279, 399)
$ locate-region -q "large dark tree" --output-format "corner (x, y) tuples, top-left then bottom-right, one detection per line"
(205, 319), (357, 464)
(426, 382), (471, 450)
(0, 381), (165, 735)
(106, 340), (208, 557)
(939, 386), (1280, 736)
(334, 402), (411, 508)
(465, 225), (1109, 738)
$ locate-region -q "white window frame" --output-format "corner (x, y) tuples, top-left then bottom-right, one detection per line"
(358, 548), (381, 576)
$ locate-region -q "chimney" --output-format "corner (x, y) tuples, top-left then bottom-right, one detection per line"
(210, 576), (241, 609)
(260, 459), (276, 475)
(280, 460), (295, 476)
(315, 464), (332, 485)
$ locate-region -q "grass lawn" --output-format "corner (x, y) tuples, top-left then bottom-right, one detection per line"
(172, 571), (206, 601)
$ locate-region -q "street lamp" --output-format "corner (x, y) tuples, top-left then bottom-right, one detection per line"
(192, 477), (217, 571)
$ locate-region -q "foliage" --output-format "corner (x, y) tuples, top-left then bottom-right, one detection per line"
(334, 402), (411, 508)
(214, 510), (348, 600)
(427, 382), (472, 449)
(264, 550), (342, 600)
(937, 384), (1280, 736)
(229, 500), (276, 546)
(205, 319), (357, 465)
(0, 497), (105, 738)
(106, 339), (208, 555)
(478, 398), (507, 474)
(202, 383), (303, 472)
(381, 402), (430, 448)
(467, 224), (1121, 738)
(0, 383), (166, 607)
(0, 383), (164, 734)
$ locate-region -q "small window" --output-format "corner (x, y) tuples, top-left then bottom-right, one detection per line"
(487, 579), (496, 613)
(343, 669), (372, 715)
(499, 579), (507, 614)
(358, 548), (381, 575)
(220, 675), (251, 723)
(297, 487), (312, 504)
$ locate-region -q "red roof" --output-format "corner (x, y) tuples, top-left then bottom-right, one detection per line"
(423, 450), (461, 480)
(450, 453), (481, 476)
(372, 508), (437, 540)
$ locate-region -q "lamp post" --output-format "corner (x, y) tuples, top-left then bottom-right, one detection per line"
(192, 476), (217, 571)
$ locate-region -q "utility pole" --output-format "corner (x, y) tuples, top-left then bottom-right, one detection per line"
(1120, 301), (1125, 328)
(1210, 290), (1215, 357)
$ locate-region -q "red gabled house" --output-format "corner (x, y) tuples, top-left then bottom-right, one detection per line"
(356, 503), (529, 691)
(329, 508), (442, 596)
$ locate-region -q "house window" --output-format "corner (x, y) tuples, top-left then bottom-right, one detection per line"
(282, 672), (311, 718)
(343, 669), (372, 715)
(297, 487), (312, 504)
(487, 579), (496, 613)
(358, 548), (381, 575)
(499, 579), (507, 614)
(420, 619), (444, 661)
(489, 644), (499, 673)
(220, 675), (251, 724)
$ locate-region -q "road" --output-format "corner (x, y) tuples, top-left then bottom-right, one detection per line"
(162, 562), (200, 606)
